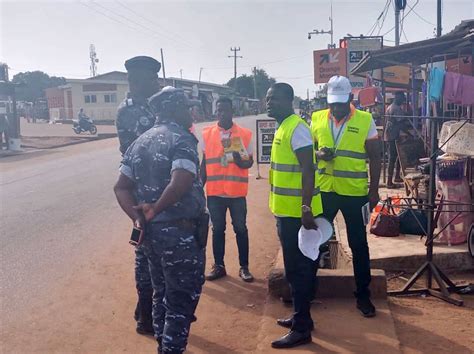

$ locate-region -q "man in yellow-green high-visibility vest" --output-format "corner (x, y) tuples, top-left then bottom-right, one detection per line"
(311, 75), (382, 318)
(267, 83), (323, 349)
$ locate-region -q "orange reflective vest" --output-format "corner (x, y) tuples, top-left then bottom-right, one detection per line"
(202, 123), (252, 197)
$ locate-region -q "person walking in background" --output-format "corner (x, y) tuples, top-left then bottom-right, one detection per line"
(384, 91), (409, 188)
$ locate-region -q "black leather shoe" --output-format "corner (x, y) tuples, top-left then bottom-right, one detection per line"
(206, 264), (227, 281)
(356, 297), (376, 318)
(276, 317), (293, 328)
(136, 322), (154, 335)
(276, 317), (314, 330)
(271, 330), (312, 349)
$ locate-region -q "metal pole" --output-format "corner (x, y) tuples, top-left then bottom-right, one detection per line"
(426, 110), (439, 289)
(395, 8), (400, 46)
(160, 48), (166, 84)
(436, 0), (442, 37)
(253, 67), (257, 99)
(330, 0), (334, 48)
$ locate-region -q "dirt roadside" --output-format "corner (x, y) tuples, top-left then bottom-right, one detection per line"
(387, 271), (474, 354)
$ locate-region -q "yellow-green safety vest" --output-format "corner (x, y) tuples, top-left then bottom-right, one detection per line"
(269, 114), (323, 217)
(311, 108), (372, 196)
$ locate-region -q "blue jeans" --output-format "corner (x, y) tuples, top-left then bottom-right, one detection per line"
(207, 196), (249, 267)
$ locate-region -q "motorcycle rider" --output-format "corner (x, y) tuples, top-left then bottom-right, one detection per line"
(78, 108), (92, 131)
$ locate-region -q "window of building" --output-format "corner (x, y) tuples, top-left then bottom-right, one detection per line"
(104, 93), (117, 103)
(84, 94), (97, 104)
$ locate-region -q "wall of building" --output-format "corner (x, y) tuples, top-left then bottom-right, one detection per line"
(69, 81), (128, 120)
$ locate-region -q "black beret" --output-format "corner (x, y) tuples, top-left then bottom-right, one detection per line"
(124, 56), (161, 72)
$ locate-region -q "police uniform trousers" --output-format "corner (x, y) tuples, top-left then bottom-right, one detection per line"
(142, 222), (205, 354)
(134, 246), (153, 321)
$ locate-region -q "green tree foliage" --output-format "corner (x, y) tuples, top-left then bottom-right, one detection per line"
(226, 69), (276, 99)
(11, 71), (65, 102)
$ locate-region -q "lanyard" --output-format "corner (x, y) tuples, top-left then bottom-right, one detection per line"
(330, 115), (348, 151)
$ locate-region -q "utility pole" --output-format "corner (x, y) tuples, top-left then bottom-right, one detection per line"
(436, 0), (442, 37)
(308, 1), (334, 48)
(179, 69), (183, 79)
(198, 68), (203, 83)
(394, 0), (407, 46)
(160, 48), (166, 84)
(228, 47), (242, 87)
(89, 44), (99, 77)
(253, 67), (257, 99)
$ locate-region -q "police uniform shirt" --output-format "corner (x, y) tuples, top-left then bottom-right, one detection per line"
(116, 93), (156, 154)
(119, 121), (206, 223)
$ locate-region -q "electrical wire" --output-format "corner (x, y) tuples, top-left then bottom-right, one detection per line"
(89, 1), (194, 50)
(377, 0), (392, 36)
(400, 9), (409, 42)
(382, 0), (420, 37)
(367, 0), (391, 36)
(406, 1), (436, 26)
(114, 1), (194, 48)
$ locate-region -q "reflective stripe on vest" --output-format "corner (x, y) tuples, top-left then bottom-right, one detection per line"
(205, 157), (222, 165)
(335, 150), (367, 159)
(271, 185), (320, 197)
(269, 114), (323, 218)
(311, 108), (372, 197)
(202, 123), (252, 197)
(207, 175), (249, 183)
(318, 168), (368, 179)
(270, 162), (302, 173)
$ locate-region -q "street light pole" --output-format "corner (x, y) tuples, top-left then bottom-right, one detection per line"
(308, 2), (335, 49)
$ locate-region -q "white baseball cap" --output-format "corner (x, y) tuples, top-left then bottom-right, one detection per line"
(298, 217), (334, 261)
(327, 75), (352, 104)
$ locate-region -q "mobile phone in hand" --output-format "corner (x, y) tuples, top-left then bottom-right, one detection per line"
(129, 227), (142, 246)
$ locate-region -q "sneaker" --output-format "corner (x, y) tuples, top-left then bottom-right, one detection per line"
(239, 267), (254, 282)
(356, 297), (376, 318)
(206, 264), (227, 281)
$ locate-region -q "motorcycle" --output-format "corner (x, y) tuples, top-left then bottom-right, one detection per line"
(73, 118), (97, 135)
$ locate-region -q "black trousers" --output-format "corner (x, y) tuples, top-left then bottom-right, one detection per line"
(321, 192), (372, 298)
(276, 217), (317, 332)
(387, 140), (401, 179)
(207, 196), (249, 267)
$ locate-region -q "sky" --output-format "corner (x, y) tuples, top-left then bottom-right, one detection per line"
(0, 0), (472, 97)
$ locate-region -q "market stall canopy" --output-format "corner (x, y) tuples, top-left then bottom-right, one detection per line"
(351, 20), (474, 74)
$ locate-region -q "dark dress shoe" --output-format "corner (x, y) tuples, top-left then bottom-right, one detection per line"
(357, 297), (376, 318)
(276, 317), (292, 328)
(271, 330), (312, 349)
(276, 317), (315, 330)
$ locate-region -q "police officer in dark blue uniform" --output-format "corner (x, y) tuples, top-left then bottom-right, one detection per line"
(114, 87), (206, 354)
(116, 55), (161, 335)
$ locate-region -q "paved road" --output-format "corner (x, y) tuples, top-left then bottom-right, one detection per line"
(20, 118), (117, 137)
(1, 114), (274, 352)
